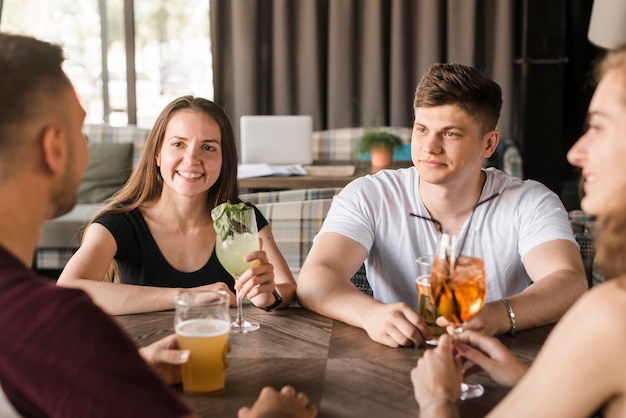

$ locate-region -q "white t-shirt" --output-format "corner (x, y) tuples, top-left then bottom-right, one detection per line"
(318, 167), (576, 305)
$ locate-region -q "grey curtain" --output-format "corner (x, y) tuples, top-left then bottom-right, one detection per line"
(210, 0), (513, 138)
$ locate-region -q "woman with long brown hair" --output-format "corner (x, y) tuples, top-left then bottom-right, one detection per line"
(58, 96), (295, 315)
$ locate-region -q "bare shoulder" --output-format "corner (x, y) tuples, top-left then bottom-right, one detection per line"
(584, 277), (626, 314)
(587, 278), (626, 418)
(565, 276), (626, 339)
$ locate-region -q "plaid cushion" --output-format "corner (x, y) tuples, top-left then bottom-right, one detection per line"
(255, 198), (371, 293)
(591, 262), (606, 287)
(83, 124), (150, 169)
(569, 210), (605, 287)
(35, 203), (104, 271)
(312, 127), (412, 162)
(255, 199), (333, 278)
(34, 248), (77, 271)
(351, 264), (372, 296)
(241, 187), (343, 204)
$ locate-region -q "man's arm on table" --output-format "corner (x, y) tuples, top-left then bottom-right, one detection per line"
(468, 239), (588, 336)
(297, 232), (432, 347)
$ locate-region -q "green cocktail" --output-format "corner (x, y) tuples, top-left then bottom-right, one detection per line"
(212, 202), (260, 333)
(215, 232), (259, 278)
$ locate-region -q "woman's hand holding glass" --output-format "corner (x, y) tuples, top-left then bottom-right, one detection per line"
(454, 330), (529, 387)
(411, 334), (462, 414)
(235, 243), (279, 309)
(411, 331), (529, 414)
(213, 204), (281, 332)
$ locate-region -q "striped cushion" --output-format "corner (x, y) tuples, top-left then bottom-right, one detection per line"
(255, 199), (333, 278)
(254, 198), (372, 294)
(241, 187), (342, 204)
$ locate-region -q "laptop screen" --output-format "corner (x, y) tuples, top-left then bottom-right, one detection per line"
(239, 115), (313, 164)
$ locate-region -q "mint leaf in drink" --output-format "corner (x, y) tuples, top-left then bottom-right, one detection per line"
(211, 202), (248, 241)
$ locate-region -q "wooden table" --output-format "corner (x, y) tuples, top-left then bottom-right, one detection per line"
(116, 307), (553, 418)
(238, 161), (413, 191)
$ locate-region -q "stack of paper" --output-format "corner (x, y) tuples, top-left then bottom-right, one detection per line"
(238, 163), (308, 179)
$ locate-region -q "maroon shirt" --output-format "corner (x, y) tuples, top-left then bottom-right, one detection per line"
(0, 246), (191, 418)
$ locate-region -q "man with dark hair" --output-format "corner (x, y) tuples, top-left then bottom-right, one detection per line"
(297, 62), (587, 348)
(0, 32), (315, 418)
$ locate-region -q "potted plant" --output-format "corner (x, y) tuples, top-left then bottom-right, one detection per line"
(356, 130), (404, 169)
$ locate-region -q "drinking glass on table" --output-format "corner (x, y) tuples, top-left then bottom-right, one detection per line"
(213, 204), (261, 333)
(430, 233), (487, 400)
(416, 255), (446, 346)
(174, 290), (230, 394)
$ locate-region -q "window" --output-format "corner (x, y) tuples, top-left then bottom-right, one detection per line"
(1, 0), (213, 128)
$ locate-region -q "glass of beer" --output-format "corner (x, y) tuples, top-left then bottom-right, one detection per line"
(174, 290), (230, 394)
(416, 255), (446, 346)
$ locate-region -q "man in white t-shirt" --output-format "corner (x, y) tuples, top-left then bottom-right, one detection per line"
(297, 63), (588, 348)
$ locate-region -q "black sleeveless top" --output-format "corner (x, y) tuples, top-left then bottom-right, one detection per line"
(95, 206), (268, 292)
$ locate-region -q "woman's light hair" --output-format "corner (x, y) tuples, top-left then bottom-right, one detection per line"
(591, 44), (626, 279)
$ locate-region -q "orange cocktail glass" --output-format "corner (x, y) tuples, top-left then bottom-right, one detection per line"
(429, 255), (486, 327)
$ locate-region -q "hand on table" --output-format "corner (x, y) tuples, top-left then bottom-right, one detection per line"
(363, 302), (433, 347)
(194, 282), (237, 306)
(238, 386), (318, 418)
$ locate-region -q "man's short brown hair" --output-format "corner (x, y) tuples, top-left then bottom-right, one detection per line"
(413, 63), (502, 134)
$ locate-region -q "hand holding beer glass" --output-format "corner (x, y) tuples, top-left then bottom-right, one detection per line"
(175, 290), (230, 394)
(415, 255), (446, 346)
(430, 233), (487, 400)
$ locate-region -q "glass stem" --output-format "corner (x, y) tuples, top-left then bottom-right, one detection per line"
(235, 286), (245, 327)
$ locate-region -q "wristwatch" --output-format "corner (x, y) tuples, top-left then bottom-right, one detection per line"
(259, 289), (283, 312)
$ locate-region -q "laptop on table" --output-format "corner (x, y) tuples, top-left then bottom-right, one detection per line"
(239, 115), (313, 165)
(238, 115), (314, 178)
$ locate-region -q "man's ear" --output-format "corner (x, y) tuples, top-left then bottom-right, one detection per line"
(40, 123), (66, 175)
(483, 130), (500, 159)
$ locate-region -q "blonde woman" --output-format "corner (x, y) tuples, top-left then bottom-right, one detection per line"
(58, 96), (295, 315)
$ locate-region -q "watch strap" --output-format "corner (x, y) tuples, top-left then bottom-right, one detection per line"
(259, 289), (283, 312)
